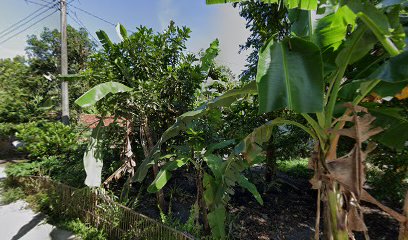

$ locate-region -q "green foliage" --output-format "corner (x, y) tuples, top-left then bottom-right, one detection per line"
(91, 22), (207, 122)
(75, 82), (133, 108)
(207, 0), (318, 10)
(5, 162), (42, 177)
(235, 0), (289, 81)
(0, 57), (53, 124)
(276, 158), (310, 178)
(26, 25), (95, 75)
(0, 187), (25, 204)
(61, 219), (107, 240)
(25, 192), (50, 213)
(0, 123), (19, 137)
(15, 121), (79, 160)
(367, 147), (408, 206)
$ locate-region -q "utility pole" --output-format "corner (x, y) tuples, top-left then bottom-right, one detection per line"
(60, 0), (69, 125)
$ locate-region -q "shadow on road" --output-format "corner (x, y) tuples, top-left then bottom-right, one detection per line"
(11, 213), (46, 240)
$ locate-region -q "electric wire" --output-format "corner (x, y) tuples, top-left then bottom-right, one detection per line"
(0, 9), (58, 45)
(0, 2), (58, 40)
(0, 7), (45, 36)
(67, 2), (135, 33)
(67, 10), (100, 44)
(67, 3), (116, 27)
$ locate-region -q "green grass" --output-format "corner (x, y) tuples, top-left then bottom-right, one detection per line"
(276, 158), (311, 178)
(58, 219), (107, 240)
(0, 186), (25, 204)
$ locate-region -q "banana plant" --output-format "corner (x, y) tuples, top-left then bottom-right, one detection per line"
(204, 0), (408, 239)
(144, 0), (408, 238)
(76, 23), (224, 211)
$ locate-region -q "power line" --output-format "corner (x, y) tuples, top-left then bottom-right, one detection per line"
(0, 2), (59, 41)
(23, 0), (53, 8)
(67, 3), (115, 27)
(0, 7), (45, 36)
(0, 9), (58, 45)
(33, 0), (116, 27)
(67, 10), (100, 44)
(0, 4), (55, 39)
(67, 2), (134, 34)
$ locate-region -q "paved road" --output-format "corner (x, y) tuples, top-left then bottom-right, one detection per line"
(0, 165), (78, 240)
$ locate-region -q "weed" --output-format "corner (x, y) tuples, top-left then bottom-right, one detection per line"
(60, 218), (107, 240)
(276, 158), (311, 178)
(0, 187), (25, 204)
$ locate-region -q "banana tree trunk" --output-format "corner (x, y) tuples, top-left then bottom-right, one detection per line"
(265, 139), (276, 183)
(140, 115), (167, 211)
(196, 165), (210, 233)
(312, 142), (348, 240)
(323, 182), (349, 240)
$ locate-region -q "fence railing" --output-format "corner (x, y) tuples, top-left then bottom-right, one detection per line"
(14, 176), (195, 240)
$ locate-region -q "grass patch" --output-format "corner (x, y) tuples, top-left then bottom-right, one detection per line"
(0, 186), (25, 204)
(277, 158), (311, 178)
(58, 219), (107, 240)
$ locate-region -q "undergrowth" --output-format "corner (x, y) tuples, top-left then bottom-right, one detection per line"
(58, 219), (107, 240)
(0, 186), (25, 204)
(0, 176), (106, 239)
(276, 158), (310, 178)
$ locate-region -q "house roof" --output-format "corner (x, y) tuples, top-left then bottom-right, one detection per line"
(79, 114), (124, 129)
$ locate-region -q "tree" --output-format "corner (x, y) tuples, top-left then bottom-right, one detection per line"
(205, 0), (408, 239)
(26, 25), (95, 75)
(234, 0), (289, 81)
(76, 22), (218, 212)
(234, 0), (310, 183)
(24, 26), (96, 120)
(0, 56), (55, 123)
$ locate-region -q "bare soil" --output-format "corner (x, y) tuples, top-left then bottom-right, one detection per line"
(134, 168), (400, 239)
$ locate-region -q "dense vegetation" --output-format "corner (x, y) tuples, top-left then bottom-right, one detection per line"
(0, 0), (407, 239)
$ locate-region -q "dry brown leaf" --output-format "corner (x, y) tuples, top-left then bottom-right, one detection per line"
(347, 206), (367, 232)
(361, 190), (406, 223)
(396, 86), (408, 100)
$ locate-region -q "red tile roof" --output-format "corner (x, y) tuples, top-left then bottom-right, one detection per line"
(79, 114), (124, 129)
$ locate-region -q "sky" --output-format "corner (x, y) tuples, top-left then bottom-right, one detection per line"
(0, 0), (250, 76)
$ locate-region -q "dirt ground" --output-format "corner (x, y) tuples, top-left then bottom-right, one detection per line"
(135, 168), (401, 240)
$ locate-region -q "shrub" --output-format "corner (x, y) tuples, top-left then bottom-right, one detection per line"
(277, 158), (311, 178)
(0, 186), (25, 204)
(15, 121), (79, 160)
(5, 161), (41, 177)
(367, 146), (408, 205)
(0, 123), (19, 138)
(61, 219), (107, 240)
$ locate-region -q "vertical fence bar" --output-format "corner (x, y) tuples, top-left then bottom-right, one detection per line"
(17, 176), (195, 240)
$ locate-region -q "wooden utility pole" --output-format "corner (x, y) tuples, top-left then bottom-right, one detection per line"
(60, 0), (69, 125)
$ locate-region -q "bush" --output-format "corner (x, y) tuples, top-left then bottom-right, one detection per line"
(60, 219), (107, 240)
(15, 121), (79, 160)
(5, 161), (41, 177)
(0, 123), (19, 138)
(277, 158), (311, 178)
(367, 146), (408, 205)
(0, 178), (25, 204)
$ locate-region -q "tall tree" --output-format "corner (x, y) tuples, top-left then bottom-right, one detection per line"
(0, 56), (51, 123)
(234, 0), (289, 81)
(76, 22), (215, 211)
(26, 25), (95, 75)
(25, 26), (96, 119)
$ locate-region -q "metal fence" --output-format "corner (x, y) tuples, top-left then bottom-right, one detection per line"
(15, 176), (195, 240)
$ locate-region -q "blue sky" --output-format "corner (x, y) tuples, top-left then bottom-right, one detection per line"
(0, 0), (250, 76)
